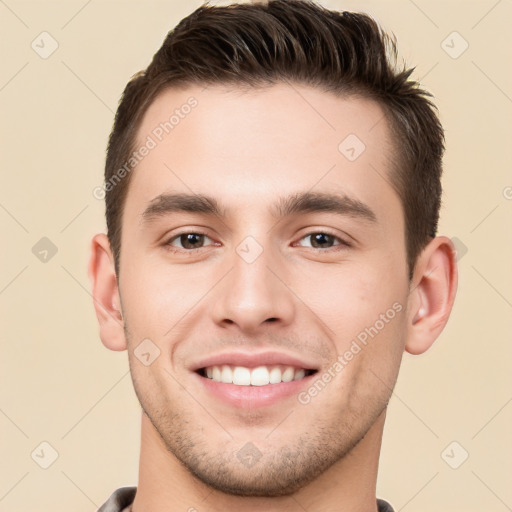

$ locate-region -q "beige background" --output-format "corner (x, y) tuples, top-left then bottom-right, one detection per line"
(1, 0), (511, 510)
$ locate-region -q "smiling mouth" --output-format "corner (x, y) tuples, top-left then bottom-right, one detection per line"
(197, 364), (318, 386)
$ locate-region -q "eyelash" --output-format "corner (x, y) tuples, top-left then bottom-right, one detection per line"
(164, 230), (351, 254)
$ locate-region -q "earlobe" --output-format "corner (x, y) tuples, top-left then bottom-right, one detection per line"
(88, 233), (127, 351)
(405, 236), (458, 355)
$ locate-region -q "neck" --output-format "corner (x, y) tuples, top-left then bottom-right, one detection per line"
(131, 411), (385, 512)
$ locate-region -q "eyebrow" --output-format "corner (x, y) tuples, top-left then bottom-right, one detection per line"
(140, 191), (377, 224)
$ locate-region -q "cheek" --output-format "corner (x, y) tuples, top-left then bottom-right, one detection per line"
(328, 311), (407, 417)
(120, 261), (180, 341)
(120, 258), (223, 361)
(296, 262), (408, 389)
(294, 261), (406, 340)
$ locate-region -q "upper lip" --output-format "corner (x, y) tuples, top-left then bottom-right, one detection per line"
(190, 350), (320, 372)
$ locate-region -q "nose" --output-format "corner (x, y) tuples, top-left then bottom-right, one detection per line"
(211, 243), (295, 334)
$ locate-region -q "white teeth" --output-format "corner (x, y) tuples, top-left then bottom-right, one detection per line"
(269, 367), (282, 384)
(281, 367), (295, 382)
(212, 366), (221, 382)
(293, 369), (306, 380)
(250, 366), (270, 386)
(232, 366), (251, 385)
(221, 365), (233, 384)
(202, 365), (311, 385)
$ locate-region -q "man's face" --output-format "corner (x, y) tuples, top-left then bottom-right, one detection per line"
(118, 83), (410, 496)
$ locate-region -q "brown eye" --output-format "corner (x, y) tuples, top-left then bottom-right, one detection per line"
(167, 233), (212, 250)
(297, 232), (346, 249)
(309, 233), (336, 248)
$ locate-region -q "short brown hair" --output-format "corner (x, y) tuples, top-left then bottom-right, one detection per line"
(104, 0), (444, 279)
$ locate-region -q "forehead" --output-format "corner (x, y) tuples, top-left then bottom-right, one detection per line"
(126, 83), (401, 226)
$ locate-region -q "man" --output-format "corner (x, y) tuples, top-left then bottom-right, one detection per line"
(89, 1), (458, 510)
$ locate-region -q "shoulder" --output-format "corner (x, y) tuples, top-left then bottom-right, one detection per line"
(97, 486), (137, 512)
(377, 498), (395, 512)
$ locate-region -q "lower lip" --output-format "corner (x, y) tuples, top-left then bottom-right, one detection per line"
(193, 372), (316, 409)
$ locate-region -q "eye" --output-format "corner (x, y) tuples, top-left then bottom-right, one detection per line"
(166, 232), (215, 251)
(296, 232), (350, 250)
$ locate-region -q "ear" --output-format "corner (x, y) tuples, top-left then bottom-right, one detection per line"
(405, 236), (458, 355)
(87, 233), (127, 351)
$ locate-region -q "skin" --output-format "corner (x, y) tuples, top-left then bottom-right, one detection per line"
(89, 83), (457, 512)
